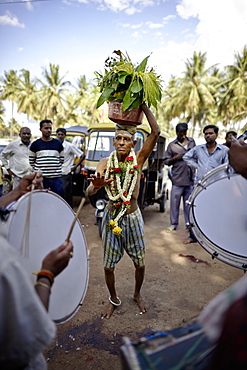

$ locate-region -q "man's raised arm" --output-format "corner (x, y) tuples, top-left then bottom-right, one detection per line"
(137, 103), (160, 167)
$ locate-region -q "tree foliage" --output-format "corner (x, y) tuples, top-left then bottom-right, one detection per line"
(1, 46), (247, 137)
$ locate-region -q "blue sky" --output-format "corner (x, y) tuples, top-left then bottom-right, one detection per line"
(1, 0), (247, 88)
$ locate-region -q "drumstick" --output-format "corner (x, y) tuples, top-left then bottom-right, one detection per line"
(20, 177), (36, 257)
(65, 197), (86, 242)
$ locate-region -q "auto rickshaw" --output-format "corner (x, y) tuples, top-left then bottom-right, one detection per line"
(84, 121), (168, 236)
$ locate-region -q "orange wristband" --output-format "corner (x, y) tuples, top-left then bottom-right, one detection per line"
(37, 270), (54, 285)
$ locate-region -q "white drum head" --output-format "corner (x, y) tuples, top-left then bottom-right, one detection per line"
(189, 166), (247, 270)
(7, 190), (89, 324)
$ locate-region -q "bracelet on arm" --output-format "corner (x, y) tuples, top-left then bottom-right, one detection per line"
(35, 281), (51, 291)
(36, 270), (55, 286)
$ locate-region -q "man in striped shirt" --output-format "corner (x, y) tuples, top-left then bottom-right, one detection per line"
(29, 120), (64, 196)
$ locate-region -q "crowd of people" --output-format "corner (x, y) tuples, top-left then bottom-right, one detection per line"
(0, 115), (246, 368)
(0, 121), (84, 206)
(164, 125), (233, 244)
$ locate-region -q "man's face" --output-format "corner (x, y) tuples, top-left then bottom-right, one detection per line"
(40, 122), (52, 138)
(19, 128), (31, 145)
(226, 133), (237, 147)
(113, 132), (134, 157)
(204, 128), (217, 144)
(56, 131), (66, 142)
(177, 130), (187, 142)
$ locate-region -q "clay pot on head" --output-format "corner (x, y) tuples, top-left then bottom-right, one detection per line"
(108, 101), (144, 126)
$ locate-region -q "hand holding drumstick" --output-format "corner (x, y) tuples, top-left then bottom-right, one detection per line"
(0, 173), (75, 311)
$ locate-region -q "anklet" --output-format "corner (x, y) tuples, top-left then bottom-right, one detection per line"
(109, 296), (121, 306)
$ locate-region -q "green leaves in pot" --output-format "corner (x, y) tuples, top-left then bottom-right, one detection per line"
(95, 50), (163, 112)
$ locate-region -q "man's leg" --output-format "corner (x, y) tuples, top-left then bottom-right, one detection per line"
(50, 177), (64, 197)
(182, 185), (193, 226)
(134, 264), (147, 313)
(62, 174), (73, 207)
(101, 267), (121, 319)
(101, 208), (122, 319)
(169, 185), (183, 228)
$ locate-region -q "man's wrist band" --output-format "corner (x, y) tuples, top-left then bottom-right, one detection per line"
(35, 281), (51, 291)
(36, 270), (54, 286)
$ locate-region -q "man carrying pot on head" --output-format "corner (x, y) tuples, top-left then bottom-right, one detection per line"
(86, 103), (160, 319)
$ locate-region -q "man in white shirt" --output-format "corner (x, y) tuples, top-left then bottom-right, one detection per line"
(0, 127), (32, 188)
(0, 172), (74, 370)
(56, 128), (85, 207)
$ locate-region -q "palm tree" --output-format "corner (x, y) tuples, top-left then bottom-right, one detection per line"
(80, 82), (101, 125)
(0, 101), (8, 136)
(16, 69), (40, 120)
(8, 118), (21, 136)
(218, 46), (247, 125)
(37, 64), (71, 127)
(73, 76), (101, 125)
(0, 101), (5, 123)
(0, 70), (20, 138)
(165, 52), (219, 134)
(160, 78), (185, 134)
(60, 94), (81, 126)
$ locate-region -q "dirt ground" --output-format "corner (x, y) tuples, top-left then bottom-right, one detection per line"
(44, 195), (243, 369)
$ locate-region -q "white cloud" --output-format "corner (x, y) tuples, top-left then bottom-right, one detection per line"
(125, 6), (141, 15)
(131, 30), (142, 38)
(22, 0), (34, 11)
(146, 21), (163, 29)
(176, 0), (247, 67)
(151, 40), (195, 83)
(118, 22), (143, 28)
(162, 14), (176, 23)
(153, 0), (247, 84)
(0, 11), (25, 28)
(79, 0), (156, 14)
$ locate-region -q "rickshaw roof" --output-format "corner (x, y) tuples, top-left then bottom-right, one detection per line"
(65, 125), (88, 135)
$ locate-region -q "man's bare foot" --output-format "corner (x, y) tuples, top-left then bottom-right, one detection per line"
(183, 237), (197, 244)
(101, 302), (116, 319)
(134, 294), (147, 313)
(101, 297), (121, 319)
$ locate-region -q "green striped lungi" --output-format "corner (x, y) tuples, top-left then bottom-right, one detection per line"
(102, 207), (145, 269)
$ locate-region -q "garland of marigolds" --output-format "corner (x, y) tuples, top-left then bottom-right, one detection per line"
(105, 149), (139, 235)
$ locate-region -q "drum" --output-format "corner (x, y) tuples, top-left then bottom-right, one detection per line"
(5, 190), (89, 324)
(120, 322), (214, 369)
(188, 164), (247, 270)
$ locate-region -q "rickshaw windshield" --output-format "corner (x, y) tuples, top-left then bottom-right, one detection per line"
(64, 134), (86, 149)
(134, 132), (144, 152)
(86, 131), (115, 161)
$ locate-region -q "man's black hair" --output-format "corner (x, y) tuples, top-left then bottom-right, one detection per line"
(176, 123), (188, 133)
(40, 119), (53, 129)
(203, 125), (219, 134)
(225, 130), (237, 139)
(56, 128), (66, 135)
